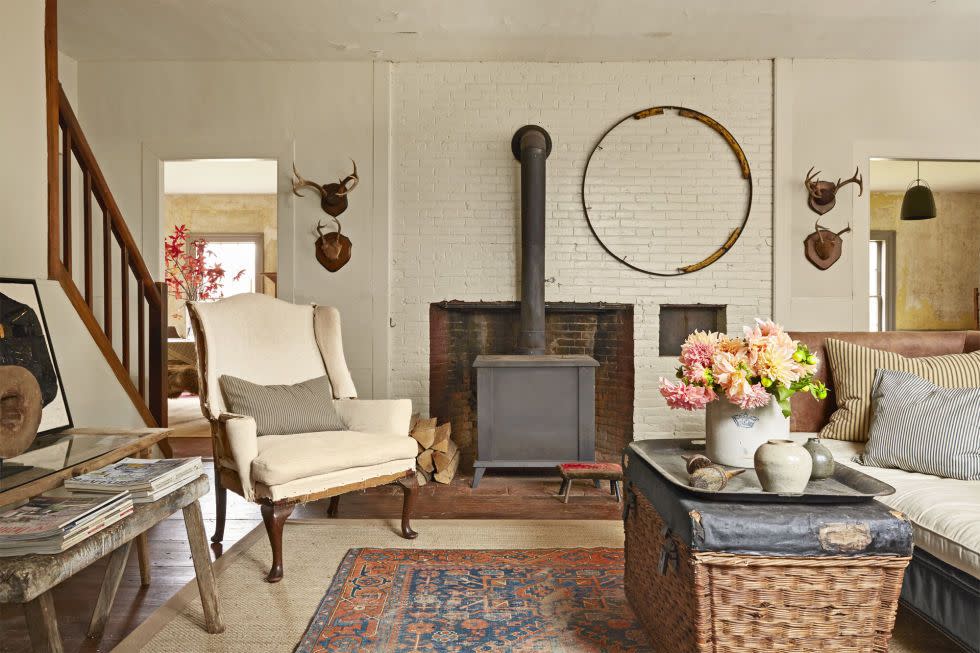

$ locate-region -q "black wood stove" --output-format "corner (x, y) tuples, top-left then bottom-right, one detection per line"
(471, 126), (598, 487)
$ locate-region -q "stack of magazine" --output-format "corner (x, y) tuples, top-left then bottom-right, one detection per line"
(0, 492), (133, 556)
(64, 457), (203, 503)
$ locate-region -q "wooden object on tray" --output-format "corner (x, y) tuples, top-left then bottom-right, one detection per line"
(556, 462), (623, 503)
(623, 443), (912, 653)
(0, 475), (222, 653)
(409, 415), (459, 484)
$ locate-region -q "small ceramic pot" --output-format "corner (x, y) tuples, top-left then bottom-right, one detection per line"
(754, 439), (812, 494)
(803, 437), (835, 480)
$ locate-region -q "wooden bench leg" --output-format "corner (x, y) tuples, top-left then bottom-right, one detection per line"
(136, 533), (151, 586)
(327, 495), (340, 518)
(558, 478), (570, 498)
(87, 540), (133, 639)
(182, 500), (225, 633)
(24, 591), (63, 653)
(563, 479), (573, 503)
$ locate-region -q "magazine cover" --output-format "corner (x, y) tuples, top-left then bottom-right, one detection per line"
(65, 457), (201, 489)
(0, 493), (128, 538)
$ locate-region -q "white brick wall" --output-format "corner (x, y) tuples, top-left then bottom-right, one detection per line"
(391, 61), (773, 440)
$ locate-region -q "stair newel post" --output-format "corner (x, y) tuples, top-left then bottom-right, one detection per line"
(149, 281), (168, 429)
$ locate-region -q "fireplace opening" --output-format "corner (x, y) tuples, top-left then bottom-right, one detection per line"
(429, 301), (634, 472)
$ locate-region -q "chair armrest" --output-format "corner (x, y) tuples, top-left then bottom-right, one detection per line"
(217, 413), (259, 501)
(335, 399), (413, 437)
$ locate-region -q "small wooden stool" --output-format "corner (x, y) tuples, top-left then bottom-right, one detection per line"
(557, 462), (624, 503)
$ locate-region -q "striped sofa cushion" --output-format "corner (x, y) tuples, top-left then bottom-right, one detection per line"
(821, 338), (980, 442)
(218, 374), (345, 436)
(862, 369), (980, 480)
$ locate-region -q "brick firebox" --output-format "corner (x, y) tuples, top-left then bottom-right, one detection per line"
(430, 301), (634, 472)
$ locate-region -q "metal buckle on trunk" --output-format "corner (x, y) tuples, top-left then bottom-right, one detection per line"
(659, 526), (679, 574)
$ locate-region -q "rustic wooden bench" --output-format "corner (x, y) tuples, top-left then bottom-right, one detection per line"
(0, 474), (223, 653)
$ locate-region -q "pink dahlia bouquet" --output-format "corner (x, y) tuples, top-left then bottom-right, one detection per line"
(659, 319), (828, 417)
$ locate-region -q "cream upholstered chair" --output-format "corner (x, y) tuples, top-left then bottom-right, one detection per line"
(187, 293), (418, 582)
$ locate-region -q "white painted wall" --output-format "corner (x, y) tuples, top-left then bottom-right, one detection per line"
(390, 62), (773, 439)
(0, 1), (143, 429)
(76, 60), (390, 397)
(774, 59), (980, 331)
(0, 0), (47, 279)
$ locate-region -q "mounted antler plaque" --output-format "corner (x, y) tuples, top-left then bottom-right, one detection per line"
(804, 166), (863, 215)
(292, 161), (359, 272)
(803, 220), (852, 270)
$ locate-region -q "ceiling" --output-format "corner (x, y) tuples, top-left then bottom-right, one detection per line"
(163, 159), (278, 194)
(870, 159), (980, 193)
(59, 1), (980, 63)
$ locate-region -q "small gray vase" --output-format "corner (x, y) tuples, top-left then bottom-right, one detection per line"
(803, 437), (835, 480)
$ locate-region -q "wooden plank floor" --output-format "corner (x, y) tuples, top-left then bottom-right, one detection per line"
(0, 437), (622, 652)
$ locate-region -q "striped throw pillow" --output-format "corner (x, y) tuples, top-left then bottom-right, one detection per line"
(821, 339), (980, 442)
(218, 375), (345, 436)
(862, 369), (980, 480)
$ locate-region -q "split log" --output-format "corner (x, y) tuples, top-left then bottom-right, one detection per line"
(415, 470), (428, 486)
(410, 417), (438, 449)
(417, 449), (435, 474)
(409, 413), (421, 433)
(433, 451), (460, 484)
(430, 423), (452, 453)
(433, 440), (459, 472)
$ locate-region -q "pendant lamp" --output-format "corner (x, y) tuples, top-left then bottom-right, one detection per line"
(900, 161), (937, 221)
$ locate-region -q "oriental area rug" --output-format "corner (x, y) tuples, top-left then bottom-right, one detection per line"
(117, 519), (961, 653)
(294, 547), (649, 652)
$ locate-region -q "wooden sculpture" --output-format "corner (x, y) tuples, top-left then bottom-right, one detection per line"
(0, 365), (43, 458)
(292, 161), (359, 272)
(804, 220), (852, 270)
(804, 167), (863, 215)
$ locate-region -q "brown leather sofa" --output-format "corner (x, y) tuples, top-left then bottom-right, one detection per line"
(788, 330), (980, 652)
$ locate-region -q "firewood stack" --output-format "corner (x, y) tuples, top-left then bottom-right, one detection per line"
(409, 414), (459, 485)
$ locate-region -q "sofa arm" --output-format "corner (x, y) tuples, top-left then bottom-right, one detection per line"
(217, 413), (259, 501)
(335, 399), (413, 437)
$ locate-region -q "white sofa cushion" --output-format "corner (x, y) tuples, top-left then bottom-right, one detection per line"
(251, 431), (419, 486)
(254, 459), (413, 502)
(820, 437), (980, 579)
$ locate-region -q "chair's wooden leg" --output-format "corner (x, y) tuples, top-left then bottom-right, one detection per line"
(182, 500), (225, 633)
(136, 533), (151, 586)
(24, 591), (63, 653)
(211, 472), (227, 544)
(87, 540), (133, 639)
(260, 501), (294, 583)
(397, 475), (419, 539)
(327, 495), (340, 518)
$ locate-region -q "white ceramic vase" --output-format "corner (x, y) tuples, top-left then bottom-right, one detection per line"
(754, 439), (813, 494)
(705, 399), (790, 468)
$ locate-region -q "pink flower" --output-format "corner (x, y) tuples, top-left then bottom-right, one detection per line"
(732, 383), (771, 410)
(659, 378), (717, 411)
(680, 330), (720, 369)
(683, 362), (711, 384)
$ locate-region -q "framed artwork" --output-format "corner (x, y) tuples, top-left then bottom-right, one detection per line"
(0, 278), (72, 434)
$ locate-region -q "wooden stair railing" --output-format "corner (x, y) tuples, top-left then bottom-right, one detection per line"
(49, 84), (168, 428)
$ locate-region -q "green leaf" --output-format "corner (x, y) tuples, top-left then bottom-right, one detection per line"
(778, 396), (792, 418)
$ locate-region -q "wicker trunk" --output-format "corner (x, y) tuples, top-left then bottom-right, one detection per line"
(625, 489), (910, 653)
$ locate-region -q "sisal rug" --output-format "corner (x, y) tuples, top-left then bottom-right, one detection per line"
(115, 519), (962, 652)
(295, 547), (649, 652)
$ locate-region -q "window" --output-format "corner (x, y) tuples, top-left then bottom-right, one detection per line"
(188, 233), (263, 300)
(869, 231), (896, 331)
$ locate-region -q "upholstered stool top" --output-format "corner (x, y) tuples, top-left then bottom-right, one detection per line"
(557, 462), (624, 480)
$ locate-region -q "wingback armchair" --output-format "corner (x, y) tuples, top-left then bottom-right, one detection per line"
(187, 293), (418, 582)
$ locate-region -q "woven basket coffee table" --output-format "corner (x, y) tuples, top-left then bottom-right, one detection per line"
(623, 441), (912, 653)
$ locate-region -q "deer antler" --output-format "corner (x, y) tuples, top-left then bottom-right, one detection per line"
(804, 167), (822, 199)
(292, 163), (325, 198)
(834, 167), (863, 197)
(836, 224), (852, 236)
(316, 217), (342, 236)
(334, 159), (359, 197)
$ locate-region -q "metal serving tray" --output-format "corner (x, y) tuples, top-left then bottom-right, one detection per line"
(628, 439), (896, 504)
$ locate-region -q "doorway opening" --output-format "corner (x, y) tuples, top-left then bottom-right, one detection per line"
(161, 158), (278, 435)
(869, 158), (980, 331)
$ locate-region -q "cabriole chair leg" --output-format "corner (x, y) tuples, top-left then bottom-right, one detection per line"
(397, 476), (419, 539)
(260, 502), (295, 583)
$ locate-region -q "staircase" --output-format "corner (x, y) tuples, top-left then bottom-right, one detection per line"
(47, 82), (168, 429)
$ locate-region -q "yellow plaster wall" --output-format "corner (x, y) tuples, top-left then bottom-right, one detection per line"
(871, 191), (980, 330)
(164, 193), (277, 333)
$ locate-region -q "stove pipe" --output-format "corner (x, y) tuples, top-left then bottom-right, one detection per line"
(511, 125), (552, 355)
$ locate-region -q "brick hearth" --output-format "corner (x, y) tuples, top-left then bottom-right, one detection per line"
(430, 301), (634, 471)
